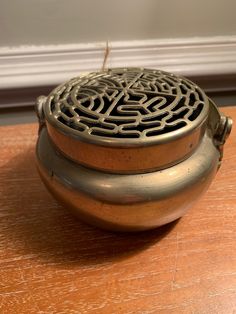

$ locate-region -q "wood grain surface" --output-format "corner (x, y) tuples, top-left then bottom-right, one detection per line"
(0, 107), (235, 314)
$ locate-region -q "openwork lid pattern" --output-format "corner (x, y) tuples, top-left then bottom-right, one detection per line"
(45, 68), (209, 144)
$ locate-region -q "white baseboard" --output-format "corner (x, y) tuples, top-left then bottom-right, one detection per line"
(1, 36), (236, 91)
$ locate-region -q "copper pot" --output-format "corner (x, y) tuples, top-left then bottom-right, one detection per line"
(35, 68), (232, 231)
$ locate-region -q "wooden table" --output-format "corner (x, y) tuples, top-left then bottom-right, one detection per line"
(0, 107), (235, 314)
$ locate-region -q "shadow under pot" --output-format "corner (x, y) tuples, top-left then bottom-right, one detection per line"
(35, 68), (232, 232)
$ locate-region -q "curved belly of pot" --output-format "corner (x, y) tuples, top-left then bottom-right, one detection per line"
(36, 128), (220, 232)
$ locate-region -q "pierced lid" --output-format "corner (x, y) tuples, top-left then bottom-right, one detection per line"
(39, 68), (210, 173)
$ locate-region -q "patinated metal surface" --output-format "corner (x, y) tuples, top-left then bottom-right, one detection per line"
(36, 128), (219, 231)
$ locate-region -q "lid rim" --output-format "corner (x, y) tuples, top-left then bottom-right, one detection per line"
(43, 67), (209, 147)
(45, 113), (208, 148)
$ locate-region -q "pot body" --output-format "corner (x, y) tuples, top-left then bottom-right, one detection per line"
(36, 127), (220, 231)
(35, 68), (232, 232)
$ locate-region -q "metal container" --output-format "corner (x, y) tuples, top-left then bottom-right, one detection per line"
(35, 68), (232, 231)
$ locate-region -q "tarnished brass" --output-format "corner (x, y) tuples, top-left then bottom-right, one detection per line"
(35, 68), (232, 231)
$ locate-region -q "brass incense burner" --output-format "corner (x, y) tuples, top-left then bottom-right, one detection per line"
(35, 68), (232, 231)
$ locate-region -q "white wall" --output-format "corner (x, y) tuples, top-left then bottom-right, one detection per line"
(1, 0), (236, 47)
(1, 0), (236, 108)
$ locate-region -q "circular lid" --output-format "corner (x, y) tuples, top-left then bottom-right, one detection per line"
(42, 68), (209, 173)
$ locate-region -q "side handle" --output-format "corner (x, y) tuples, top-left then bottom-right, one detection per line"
(35, 95), (47, 133)
(208, 98), (232, 161)
(214, 114), (233, 161)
